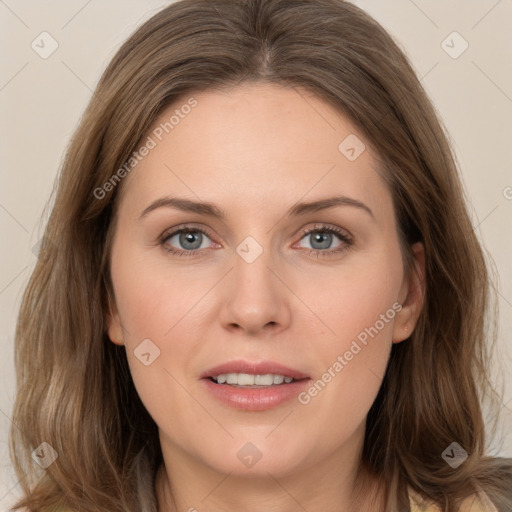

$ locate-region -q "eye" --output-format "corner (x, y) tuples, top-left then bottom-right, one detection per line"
(159, 225), (217, 257)
(159, 222), (354, 259)
(295, 223), (353, 258)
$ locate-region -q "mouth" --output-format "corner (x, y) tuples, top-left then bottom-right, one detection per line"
(208, 373), (305, 388)
(200, 360), (311, 410)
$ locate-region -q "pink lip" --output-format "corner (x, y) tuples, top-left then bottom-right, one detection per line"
(200, 359), (311, 411)
(202, 378), (311, 411)
(200, 360), (310, 380)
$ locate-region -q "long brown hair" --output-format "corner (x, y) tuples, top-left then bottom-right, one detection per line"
(9, 0), (512, 511)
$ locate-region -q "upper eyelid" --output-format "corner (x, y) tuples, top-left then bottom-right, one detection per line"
(161, 223), (216, 241)
(300, 223), (352, 239)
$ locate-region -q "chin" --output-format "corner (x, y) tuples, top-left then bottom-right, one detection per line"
(199, 436), (311, 478)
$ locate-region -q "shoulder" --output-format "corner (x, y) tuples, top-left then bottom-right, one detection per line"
(457, 489), (499, 512)
(408, 486), (498, 512)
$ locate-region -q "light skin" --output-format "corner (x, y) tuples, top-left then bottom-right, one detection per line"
(106, 82), (425, 512)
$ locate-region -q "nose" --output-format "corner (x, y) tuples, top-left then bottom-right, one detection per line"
(218, 245), (292, 337)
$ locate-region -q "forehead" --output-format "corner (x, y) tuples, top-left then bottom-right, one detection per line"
(117, 82), (390, 220)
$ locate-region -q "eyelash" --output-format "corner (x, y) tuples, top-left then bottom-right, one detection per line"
(158, 223), (354, 259)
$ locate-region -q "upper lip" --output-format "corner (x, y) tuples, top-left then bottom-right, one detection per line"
(201, 360), (310, 380)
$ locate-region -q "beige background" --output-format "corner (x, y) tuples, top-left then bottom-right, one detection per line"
(1, 0), (511, 506)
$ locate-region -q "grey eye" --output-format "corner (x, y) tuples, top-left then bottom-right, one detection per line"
(298, 230), (343, 251)
(165, 230), (212, 251)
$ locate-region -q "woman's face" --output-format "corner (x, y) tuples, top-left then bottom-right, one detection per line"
(107, 82), (423, 478)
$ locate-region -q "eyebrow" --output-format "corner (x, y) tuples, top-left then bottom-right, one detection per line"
(138, 195), (375, 221)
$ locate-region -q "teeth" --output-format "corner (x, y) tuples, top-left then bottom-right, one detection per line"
(213, 373), (295, 386)
(272, 375), (284, 385)
(256, 374), (273, 385)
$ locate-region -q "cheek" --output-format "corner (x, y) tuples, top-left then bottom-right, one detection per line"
(110, 258), (198, 438)
(303, 241), (403, 342)
(109, 239), (224, 419)
(295, 248), (403, 428)
(110, 241), (208, 342)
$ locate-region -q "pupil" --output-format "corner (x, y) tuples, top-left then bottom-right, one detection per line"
(181, 231), (201, 250)
(311, 232), (331, 250)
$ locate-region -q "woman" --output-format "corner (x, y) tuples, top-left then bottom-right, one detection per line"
(9, 0), (512, 511)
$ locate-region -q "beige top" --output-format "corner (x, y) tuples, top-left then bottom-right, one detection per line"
(409, 486), (499, 511)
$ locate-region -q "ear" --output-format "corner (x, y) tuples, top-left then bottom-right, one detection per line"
(392, 242), (426, 344)
(105, 287), (125, 346)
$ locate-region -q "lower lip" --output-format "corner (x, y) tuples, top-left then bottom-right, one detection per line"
(202, 378), (311, 411)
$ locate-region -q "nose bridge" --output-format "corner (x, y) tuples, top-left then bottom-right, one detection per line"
(239, 238), (272, 280)
(232, 233), (279, 305)
(220, 231), (290, 333)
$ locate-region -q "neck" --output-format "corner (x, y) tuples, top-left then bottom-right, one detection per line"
(154, 434), (385, 512)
